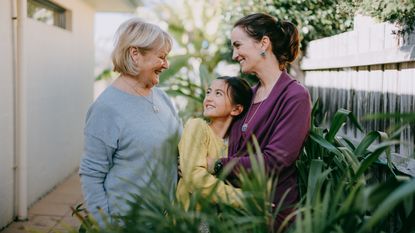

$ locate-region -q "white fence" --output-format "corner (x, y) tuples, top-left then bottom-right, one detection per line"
(302, 16), (415, 174)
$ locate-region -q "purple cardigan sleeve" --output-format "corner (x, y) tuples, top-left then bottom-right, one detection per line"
(221, 92), (311, 174)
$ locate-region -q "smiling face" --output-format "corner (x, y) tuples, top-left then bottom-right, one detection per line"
(231, 26), (264, 74)
(136, 47), (170, 87)
(203, 79), (236, 120)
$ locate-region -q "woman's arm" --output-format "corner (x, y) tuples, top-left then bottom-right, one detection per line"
(78, 103), (118, 226)
(79, 134), (114, 225)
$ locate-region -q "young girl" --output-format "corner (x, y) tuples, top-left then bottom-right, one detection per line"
(176, 76), (253, 208)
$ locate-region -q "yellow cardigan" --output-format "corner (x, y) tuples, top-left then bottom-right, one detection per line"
(176, 118), (241, 209)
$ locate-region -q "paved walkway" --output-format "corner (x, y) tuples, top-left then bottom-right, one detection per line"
(1, 172), (83, 233)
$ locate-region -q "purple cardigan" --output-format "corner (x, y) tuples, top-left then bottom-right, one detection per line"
(221, 71), (311, 225)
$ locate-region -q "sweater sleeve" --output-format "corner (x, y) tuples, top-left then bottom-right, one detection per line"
(79, 103), (119, 225)
(179, 119), (242, 206)
(222, 92), (311, 174)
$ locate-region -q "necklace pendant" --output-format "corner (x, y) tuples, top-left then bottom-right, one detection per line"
(153, 105), (159, 113)
(241, 123), (248, 132)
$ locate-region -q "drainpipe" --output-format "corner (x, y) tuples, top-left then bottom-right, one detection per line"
(12, 0), (28, 221)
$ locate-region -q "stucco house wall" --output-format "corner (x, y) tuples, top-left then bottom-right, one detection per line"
(0, 0), (16, 228)
(23, 0), (94, 207)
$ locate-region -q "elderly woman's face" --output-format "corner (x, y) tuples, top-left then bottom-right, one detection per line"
(231, 26), (262, 74)
(136, 47), (170, 86)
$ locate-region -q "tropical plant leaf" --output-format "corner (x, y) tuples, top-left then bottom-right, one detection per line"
(340, 147), (359, 175)
(365, 176), (406, 210)
(364, 112), (415, 134)
(306, 159), (324, 202)
(354, 131), (388, 158)
(336, 181), (365, 221)
(354, 141), (400, 180)
(95, 69), (115, 81)
(339, 136), (357, 151)
(310, 131), (343, 158)
(325, 109), (363, 143)
(159, 54), (190, 83)
(358, 178), (415, 233)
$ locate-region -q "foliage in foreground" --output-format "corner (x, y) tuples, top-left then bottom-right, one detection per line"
(70, 143), (281, 233)
(293, 100), (415, 233)
(70, 102), (415, 233)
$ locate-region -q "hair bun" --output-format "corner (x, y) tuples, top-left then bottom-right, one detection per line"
(279, 21), (299, 64)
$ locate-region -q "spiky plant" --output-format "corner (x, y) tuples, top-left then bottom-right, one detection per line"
(70, 101), (415, 233)
(291, 99), (415, 233)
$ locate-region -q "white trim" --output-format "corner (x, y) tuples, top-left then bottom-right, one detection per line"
(15, 0), (28, 221)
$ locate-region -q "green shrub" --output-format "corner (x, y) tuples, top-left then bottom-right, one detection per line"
(71, 101), (415, 233)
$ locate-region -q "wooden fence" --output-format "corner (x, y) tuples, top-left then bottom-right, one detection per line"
(301, 15), (415, 176)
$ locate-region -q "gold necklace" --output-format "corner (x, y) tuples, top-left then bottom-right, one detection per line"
(121, 76), (160, 113)
(241, 87), (266, 132)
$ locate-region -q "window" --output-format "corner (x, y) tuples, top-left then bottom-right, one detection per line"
(27, 0), (71, 30)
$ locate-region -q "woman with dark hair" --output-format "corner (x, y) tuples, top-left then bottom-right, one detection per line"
(208, 13), (311, 228)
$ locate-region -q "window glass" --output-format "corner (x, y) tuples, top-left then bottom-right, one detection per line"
(28, 0), (69, 30)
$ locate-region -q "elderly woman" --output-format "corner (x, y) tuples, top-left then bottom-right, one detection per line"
(208, 13), (311, 229)
(79, 18), (182, 225)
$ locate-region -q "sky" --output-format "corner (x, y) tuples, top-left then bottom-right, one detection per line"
(94, 13), (135, 76)
(94, 13), (135, 40)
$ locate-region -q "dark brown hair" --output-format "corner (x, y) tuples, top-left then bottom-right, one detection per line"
(234, 13), (299, 70)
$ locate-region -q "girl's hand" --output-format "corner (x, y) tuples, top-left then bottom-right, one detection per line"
(206, 157), (216, 174)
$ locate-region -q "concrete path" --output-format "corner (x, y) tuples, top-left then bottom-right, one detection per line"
(1, 172), (83, 233)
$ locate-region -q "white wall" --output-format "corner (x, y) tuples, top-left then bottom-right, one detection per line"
(22, 0), (94, 206)
(0, 0), (16, 228)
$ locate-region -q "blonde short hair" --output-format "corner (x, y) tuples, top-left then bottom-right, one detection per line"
(111, 18), (172, 76)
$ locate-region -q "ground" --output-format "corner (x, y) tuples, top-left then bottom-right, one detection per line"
(1, 172), (82, 233)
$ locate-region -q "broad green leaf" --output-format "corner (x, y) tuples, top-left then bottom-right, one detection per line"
(354, 131), (388, 157)
(337, 181), (365, 216)
(340, 147), (359, 175)
(310, 131), (343, 158)
(337, 137), (356, 151)
(325, 109), (363, 143)
(354, 141), (400, 180)
(365, 177), (405, 210)
(95, 68), (115, 81)
(159, 54), (190, 83)
(325, 109), (350, 143)
(306, 159), (324, 202)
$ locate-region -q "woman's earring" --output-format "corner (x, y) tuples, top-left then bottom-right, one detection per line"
(260, 50), (266, 57)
